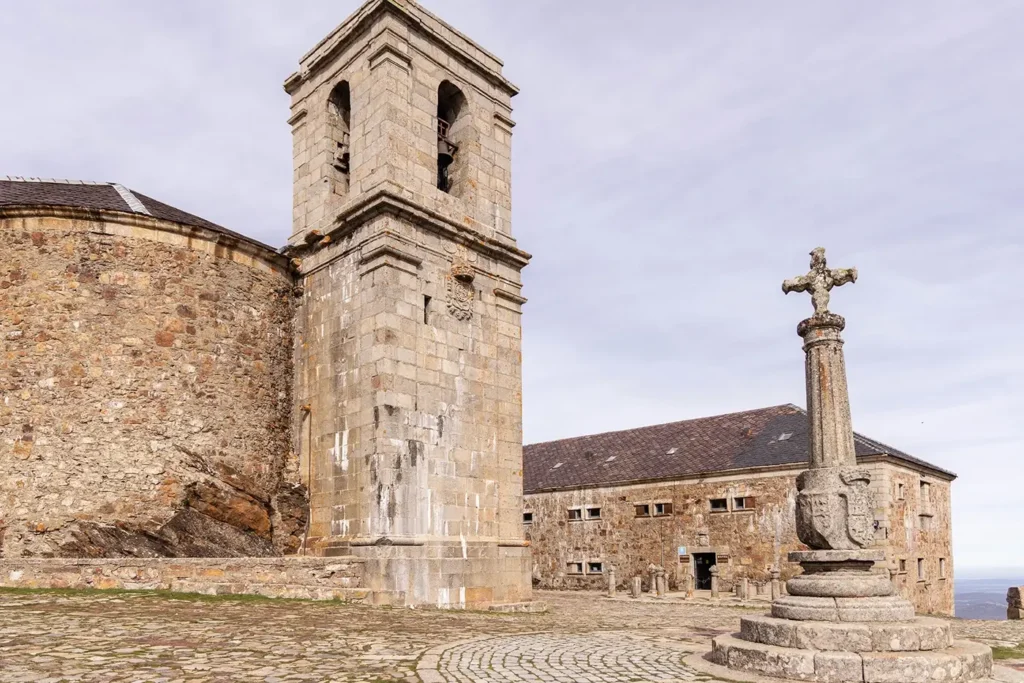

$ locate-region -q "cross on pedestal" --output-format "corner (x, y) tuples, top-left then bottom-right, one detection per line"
(782, 247), (857, 316)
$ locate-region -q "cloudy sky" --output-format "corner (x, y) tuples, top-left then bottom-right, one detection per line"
(3, 1), (1022, 571)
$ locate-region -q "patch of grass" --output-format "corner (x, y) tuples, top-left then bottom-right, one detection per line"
(991, 642), (1024, 660)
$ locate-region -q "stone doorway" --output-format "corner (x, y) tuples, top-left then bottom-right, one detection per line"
(693, 552), (716, 590)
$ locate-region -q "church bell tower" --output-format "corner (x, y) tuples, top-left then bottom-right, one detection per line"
(284, 0), (532, 608)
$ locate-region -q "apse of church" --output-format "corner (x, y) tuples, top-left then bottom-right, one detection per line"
(283, 0), (533, 607)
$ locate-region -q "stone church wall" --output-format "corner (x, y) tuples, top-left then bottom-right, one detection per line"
(525, 460), (955, 615)
(0, 211), (302, 558)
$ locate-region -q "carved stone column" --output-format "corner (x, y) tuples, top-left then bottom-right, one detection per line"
(607, 566), (616, 598)
(701, 249), (996, 683)
(709, 565), (719, 599)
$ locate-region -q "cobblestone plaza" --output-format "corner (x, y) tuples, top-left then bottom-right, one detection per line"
(1, 590), (1021, 682)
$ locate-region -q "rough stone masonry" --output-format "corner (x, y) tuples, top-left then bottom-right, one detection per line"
(0, 0), (535, 610)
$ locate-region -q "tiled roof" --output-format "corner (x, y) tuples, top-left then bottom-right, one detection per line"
(0, 177), (272, 251)
(523, 404), (955, 493)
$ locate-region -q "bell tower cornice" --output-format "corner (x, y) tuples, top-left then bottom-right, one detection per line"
(284, 0), (518, 99)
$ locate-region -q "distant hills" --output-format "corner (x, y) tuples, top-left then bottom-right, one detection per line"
(955, 570), (1024, 620)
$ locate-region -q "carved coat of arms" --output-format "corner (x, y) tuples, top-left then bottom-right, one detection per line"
(795, 467), (873, 550)
(444, 244), (476, 321)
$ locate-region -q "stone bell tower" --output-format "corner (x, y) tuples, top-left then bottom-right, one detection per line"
(283, 0), (532, 608)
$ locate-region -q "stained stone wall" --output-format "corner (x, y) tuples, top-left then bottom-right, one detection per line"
(884, 468), (955, 616)
(525, 460), (955, 615)
(526, 470), (804, 593)
(0, 210), (302, 558)
(283, 0), (532, 607)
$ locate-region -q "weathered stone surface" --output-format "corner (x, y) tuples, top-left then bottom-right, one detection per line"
(283, 0), (532, 609)
(717, 635), (817, 679)
(787, 570), (893, 598)
(860, 641), (992, 682)
(796, 466), (873, 551)
(790, 550), (885, 564)
(741, 615), (953, 653)
(1008, 587), (1023, 618)
(0, 211), (298, 558)
(834, 596), (916, 623)
(773, 595), (842, 621)
(0, 556), (373, 601)
(523, 461), (954, 615)
(813, 650), (864, 682)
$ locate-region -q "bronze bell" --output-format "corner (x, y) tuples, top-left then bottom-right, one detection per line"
(437, 137), (456, 165)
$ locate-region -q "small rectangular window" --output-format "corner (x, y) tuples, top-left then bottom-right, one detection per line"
(917, 558), (925, 580)
(710, 498), (728, 512)
(567, 561), (583, 574)
(585, 507), (601, 520)
(634, 504), (651, 517)
(733, 496), (755, 511)
(654, 502), (673, 516)
(523, 512), (533, 524)
(587, 562), (603, 574)
(567, 508), (582, 521)
(897, 483), (905, 500)
(423, 295), (431, 324)
(939, 558), (947, 579)
(899, 559), (907, 572)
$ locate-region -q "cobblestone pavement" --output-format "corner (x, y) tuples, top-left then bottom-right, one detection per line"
(1, 589), (1022, 682)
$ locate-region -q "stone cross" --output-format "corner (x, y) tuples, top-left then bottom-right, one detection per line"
(782, 247), (872, 551)
(782, 247), (857, 317)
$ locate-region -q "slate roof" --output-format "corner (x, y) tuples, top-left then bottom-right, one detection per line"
(523, 404), (955, 493)
(0, 177), (274, 252)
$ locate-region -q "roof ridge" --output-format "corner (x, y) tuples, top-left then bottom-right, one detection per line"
(110, 183), (151, 216)
(4, 176), (108, 185)
(525, 404), (799, 449)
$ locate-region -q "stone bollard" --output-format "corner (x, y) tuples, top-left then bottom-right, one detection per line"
(631, 576), (642, 599)
(682, 570), (693, 598)
(656, 571), (667, 597)
(607, 567), (616, 598)
(1008, 587), (1023, 620)
(710, 565), (719, 599)
(770, 567), (781, 600)
(738, 577), (748, 600)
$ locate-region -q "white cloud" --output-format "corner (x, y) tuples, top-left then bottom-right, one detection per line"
(2, 0), (1021, 568)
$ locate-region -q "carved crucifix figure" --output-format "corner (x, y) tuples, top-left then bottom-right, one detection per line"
(782, 247), (858, 315)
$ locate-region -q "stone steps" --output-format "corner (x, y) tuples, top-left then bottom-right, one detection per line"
(741, 614), (953, 652)
(713, 633), (993, 683)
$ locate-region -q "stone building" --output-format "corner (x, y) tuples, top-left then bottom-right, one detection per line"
(0, 179), (301, 559)
(1, 0), (532, 609)
(523, 404), (957, 616)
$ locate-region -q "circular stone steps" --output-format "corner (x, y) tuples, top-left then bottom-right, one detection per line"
(712, 634), (993, 683)
(772, 595), (916, 622)
(740, 614), (953, 652)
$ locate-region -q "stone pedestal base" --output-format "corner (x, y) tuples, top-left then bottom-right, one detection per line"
(321, 539), (535, 609)
(709, 550), (996, 681)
